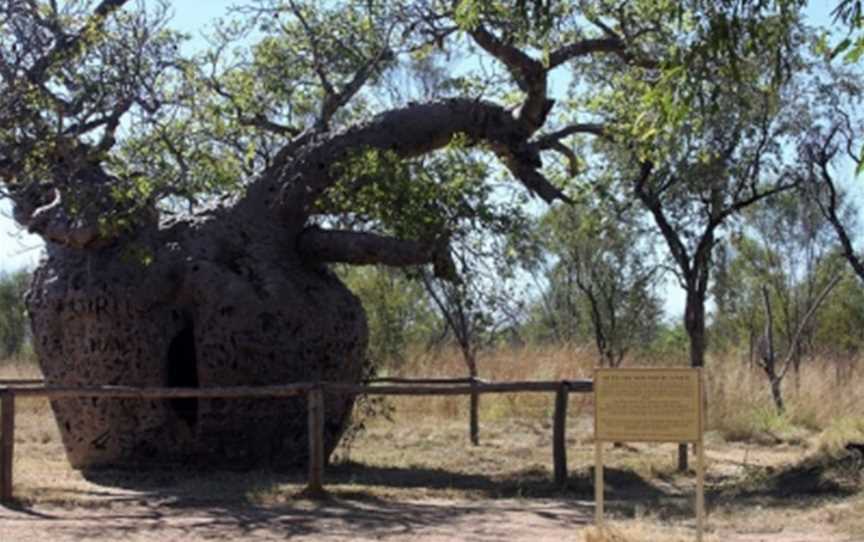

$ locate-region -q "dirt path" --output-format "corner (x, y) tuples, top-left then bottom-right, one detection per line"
(0, 497), (854, 542)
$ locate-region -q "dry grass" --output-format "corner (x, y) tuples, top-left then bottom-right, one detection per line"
(378, 343), (596, 425)
(0, 354), (41, 380)
(581, 524), (699, 542)
(382, 345), (864, 449)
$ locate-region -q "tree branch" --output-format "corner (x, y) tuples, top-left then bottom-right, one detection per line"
(26, 0), (130, 84)
(803, 129), (864, 283)
(550, 38), (622, 68)
(271, 98), (573, 211)
(468, 25), (549, 130)
(319, 45), (394, 130)
(11, 185), (104, 249)
(534, 123), (607, 145)
(633, 162), (693, 278)
(296, 227), (456, 280)
(777, 274), (841, 380)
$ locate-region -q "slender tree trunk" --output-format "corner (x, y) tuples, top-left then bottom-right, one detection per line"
(470, 383), (480, 446)
(463, 346), (480, 446)
(680, 281), (708, 472)
(469, 364), (479, 446)
(770, 375), (785, 412)
(685, 298), (707, 369)
(792, 341), (801, 393)
(760, 284), (785, 413)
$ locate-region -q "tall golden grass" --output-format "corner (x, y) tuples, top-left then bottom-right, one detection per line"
(381, 344), (864, 448)
(2, 344), (863, 449)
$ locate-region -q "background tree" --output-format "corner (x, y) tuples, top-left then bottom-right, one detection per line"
(525, 199), (662, 366)
(811, 270), (864, 384)
(735, 192), (846, 377)
(758, 273), (841, 412)
(421, 224), (529, 446)
(800, 100), (864, 287)
(0, 269), (30, 359)
(575, 9), (815, 469)
(723, 192), (847, 412)
(338, 266), (440, 369)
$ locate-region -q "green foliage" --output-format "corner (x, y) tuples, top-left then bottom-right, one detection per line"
(323, 144), (502, 243)
(338, 266), (440, 368)
(0, 1), (190, 200)
(813, 271), (864, 355)
(454, 0), (573, 42)
(0, 270), (31, 358)
(522, 198), (663, 362)
(577, 0), (805, 165)
(710, 191), (847, 359)
(831, 0), (864, 62)
(644, 322), (690, 363)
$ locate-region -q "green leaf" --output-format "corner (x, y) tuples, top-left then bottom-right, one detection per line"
(845, 40), (864, 63)
(832, 38), (853, 60)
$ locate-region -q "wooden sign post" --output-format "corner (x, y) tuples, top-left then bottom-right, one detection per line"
(593, 368), (705, 541)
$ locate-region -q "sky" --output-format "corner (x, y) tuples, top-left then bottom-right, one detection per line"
(0, 1), (848, 318)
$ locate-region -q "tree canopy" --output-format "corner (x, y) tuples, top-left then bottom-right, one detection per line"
(0, 0), (808, 269)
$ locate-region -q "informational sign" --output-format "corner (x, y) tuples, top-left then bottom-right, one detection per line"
(594, 368), (703, 443)
(593, 367), (705, 542)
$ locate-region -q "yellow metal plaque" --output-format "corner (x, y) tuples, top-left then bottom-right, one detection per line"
(594, 368), (703, 443)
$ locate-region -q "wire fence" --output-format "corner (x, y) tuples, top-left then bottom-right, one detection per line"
(0, 377), (593, 502)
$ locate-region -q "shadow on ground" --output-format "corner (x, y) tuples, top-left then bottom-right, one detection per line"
(2, 447), (859, 540)
(5, 464), (602, 540)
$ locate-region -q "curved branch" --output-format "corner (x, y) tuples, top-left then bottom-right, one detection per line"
(545, 141), (580, 176)
(806, 134), (864, 282)
(272, 98), (572, 210)
(297, 227), (456, 280)
(549, 38), (625, 68)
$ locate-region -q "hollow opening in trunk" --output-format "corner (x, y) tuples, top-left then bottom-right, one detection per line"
(165, 322), (199, 427)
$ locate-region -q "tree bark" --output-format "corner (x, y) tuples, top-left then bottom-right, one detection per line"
(25, 200), (370, 469)
(770, 376), (785, 412)
(677, 273), (709, 472)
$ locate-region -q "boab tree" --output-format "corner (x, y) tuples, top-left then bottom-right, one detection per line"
(0, 0), (801, 469)
(0, 0), (652, 469)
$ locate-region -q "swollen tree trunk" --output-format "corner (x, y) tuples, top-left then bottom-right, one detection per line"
(25, 187), (370, 469)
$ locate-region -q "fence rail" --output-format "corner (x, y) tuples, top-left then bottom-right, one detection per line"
(0, 378), (594, 503)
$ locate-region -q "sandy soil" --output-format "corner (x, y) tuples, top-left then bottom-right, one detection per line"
(0, 496), (856, 542)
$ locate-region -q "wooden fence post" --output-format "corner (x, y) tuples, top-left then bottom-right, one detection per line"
(553, 381), (569, 485)
(305, 387), (326, 496)
(469, 377), (479, 446)
(1, 391), (15, 503)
